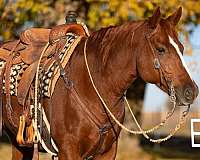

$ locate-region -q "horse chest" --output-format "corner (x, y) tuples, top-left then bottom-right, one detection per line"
(81, 104), (125, 159)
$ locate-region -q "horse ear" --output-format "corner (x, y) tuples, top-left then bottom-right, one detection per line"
(148, 7), (161, 29)
(166, 7), (182, 26)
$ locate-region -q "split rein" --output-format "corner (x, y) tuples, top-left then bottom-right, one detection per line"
(83, 38), (191, 143)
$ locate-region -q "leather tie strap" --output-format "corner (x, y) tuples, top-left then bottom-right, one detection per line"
(0, 65), (5, 136)
(5, 40), (20, 127)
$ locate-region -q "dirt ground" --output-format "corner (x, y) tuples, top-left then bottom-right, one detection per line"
(0, 132), (189, 160)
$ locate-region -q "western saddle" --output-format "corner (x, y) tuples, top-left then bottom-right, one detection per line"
(1, 23), (87, 64)
(0, 12), (88, 147)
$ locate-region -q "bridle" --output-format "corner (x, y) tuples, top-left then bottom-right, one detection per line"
(83, 22), (191, 143)
(146, 25), (190, 111)
(145, 25), (175, 100)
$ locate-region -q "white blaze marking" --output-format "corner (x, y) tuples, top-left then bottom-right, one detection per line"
(169, 36), (193, 80)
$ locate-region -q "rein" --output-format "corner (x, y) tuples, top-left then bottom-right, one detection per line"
(83, 35), (190, 143)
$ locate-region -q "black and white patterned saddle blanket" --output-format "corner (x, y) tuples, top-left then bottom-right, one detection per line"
(0, 33), (79, 97)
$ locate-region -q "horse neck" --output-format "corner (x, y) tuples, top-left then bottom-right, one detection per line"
(86, 21), (143, 106)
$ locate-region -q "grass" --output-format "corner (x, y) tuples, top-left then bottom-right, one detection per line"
(0, 132), (191, 160)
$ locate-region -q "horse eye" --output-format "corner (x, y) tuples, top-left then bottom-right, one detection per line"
(156, 47), (165, 54)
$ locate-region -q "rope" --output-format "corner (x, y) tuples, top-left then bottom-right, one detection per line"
(124, 80), (177, 134)
(125, 97), (175, 134)
(77, 21), (90, 36)
(83, 38), (190, 143)
(34, 42), (50, 143)
(125, 98), (188, 143)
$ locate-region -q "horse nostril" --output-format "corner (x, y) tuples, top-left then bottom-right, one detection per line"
(184, 87), (193, 100)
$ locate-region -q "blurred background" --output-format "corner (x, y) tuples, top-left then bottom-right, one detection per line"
(0, 0), (200, 159)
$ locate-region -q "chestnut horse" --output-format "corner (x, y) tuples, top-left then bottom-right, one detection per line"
(2, 7), (199, 160)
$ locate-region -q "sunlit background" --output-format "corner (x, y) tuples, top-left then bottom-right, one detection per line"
(1, 0), (200, 160)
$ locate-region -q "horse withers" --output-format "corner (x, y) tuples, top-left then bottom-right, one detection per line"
(1, 7), (199, 160)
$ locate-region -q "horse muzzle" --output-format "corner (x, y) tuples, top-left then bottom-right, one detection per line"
(176, 82), (199, 106)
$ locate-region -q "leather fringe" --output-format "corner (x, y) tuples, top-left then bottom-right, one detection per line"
(32, 143), (39, 160)
(0, 75), (2, 137)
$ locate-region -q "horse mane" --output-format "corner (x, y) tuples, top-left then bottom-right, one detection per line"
(89, 20), (144, 66)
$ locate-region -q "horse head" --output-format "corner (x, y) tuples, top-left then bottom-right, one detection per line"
(136, 7), (198, 106)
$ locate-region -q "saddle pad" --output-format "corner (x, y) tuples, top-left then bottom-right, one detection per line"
(41, 33), (82, 97)
(0, 33), (81, 98)
(0, 61), (28, 96)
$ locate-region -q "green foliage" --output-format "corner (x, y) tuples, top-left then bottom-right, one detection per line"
(0, 0), (200, 40)
(0, 0), (51, 40)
